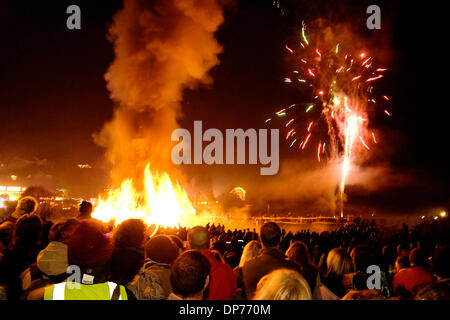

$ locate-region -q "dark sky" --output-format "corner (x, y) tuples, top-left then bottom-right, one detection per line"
(0, 0), (448, 214)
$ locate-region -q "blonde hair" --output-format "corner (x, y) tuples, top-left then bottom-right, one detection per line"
(326, 248), (355, 277)
(239, 240), (261, 267)
(253, 269), (312, 300)
(341, 289), (385, 300)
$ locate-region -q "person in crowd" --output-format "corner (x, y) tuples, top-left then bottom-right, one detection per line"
(112, 218), (146, 249)
(168, 250), (210, 300)
(224, 250), (240, 269)
(311, 244), (326, 273)
(286, 241), (320, 293)
(211, 249), (226, 263)
(319, 248), (356, 299)
(409, 245), (449, 301)
(78, 201), (93, 220)
(39, 220), (54, 251)
(253, 269), (312, 300)
(394, 256), (410, 274)
(233, 240), (261, 299)
(27, 219), (134, 300)
(0, 210), (448, 301)
(349, 244), (392, 297)
(0, 221), (15, 262)
(0, 285), (6, 300)
(392, 247), (435, 299)
(0, 214), (43, 300)
(10, 196), (39, 221)
(351, 245), (371, 273)
(20, 219), (80, 295)
(127, 235), (178, 300)
(341, 289), (385, 300)
(415, 279), (450, 300)
(187, 226), (237, 300)
(380, 245), (395, 274)
(168, 235), (185, 255)
(109, 219), (146, 286)
(396, 243), (410, 260)
(430, 245), (450, 280)
(242, 222), (301, 299)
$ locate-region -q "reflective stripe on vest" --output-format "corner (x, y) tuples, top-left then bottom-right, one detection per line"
(52, 282), (66, 300)
(44, 282), (127, 300)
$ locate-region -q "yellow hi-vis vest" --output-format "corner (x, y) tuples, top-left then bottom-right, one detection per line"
(44, 281), (128, 300)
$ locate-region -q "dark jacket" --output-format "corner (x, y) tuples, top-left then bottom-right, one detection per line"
(0, 243), (42, 300)
(242, 247), (301, 299)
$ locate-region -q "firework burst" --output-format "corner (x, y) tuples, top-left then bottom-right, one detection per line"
(268, 22), (392, 216)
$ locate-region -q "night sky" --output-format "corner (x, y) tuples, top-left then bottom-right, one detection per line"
(0, 1), (448, 215)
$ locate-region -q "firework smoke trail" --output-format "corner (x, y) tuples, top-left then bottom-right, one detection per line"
(340, 114), (359, 217)
(269, 22), (392, 216)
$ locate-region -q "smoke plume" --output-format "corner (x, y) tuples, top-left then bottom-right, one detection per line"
(95, 0), (226, 186)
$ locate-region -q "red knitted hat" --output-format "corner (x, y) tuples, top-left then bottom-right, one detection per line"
(67, 220), (113, 267)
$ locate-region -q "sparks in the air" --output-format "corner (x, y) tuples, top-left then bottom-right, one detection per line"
(267, 21), (392, 217)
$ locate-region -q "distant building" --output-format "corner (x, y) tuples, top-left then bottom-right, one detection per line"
(0, 185), (27, 201)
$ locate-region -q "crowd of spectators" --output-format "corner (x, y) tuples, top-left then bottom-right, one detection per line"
(0, 196), (449, 300)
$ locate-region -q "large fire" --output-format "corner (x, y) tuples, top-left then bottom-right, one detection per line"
(92, 164), (196, 227)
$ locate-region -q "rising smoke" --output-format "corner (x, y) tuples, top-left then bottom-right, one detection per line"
(95, 0), (227, 187)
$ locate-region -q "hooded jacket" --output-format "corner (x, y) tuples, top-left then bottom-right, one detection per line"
(201, 250), (237, 300)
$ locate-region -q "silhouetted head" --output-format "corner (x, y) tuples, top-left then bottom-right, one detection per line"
(12, 196), (39, 219)
(351, 245), (370, 272)
(170, 250), (211, 299)
(78, 201), (93, 219)
(416, 279), (450, 300)
(286, 241), (311, 266)
(145, 235), (179, 265)
(409, 248), (429, 267)
(14, 214), (43, 246)
(113, 218), (146, 249)
(188, 226), (210, 250)
(48, 219), (81, 244)
(397, 243), (409, 259)
(253, 269), (312, 300)
(431, 245), (450, 279)
(326, 248), (355, 277)
(260, 222), (281, 248)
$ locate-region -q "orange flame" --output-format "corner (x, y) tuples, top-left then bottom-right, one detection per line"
(92, 164), (196, 227)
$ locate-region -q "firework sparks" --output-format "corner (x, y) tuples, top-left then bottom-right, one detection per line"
(359, 136), (370, 150)
(301, 133), (312, 150)
(306, 105), (314, 112)
(267, 22), (391, 217)
(301, 21), (309, 45)
(317, 142), (322, 162)
(366, 75), (383, 82)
